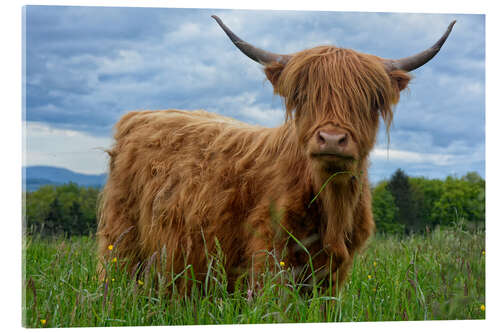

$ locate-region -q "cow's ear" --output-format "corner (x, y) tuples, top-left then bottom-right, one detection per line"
(264, 62), (285, 91)
(389, 70), (411, 92)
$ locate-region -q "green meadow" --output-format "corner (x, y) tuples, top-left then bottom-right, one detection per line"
(22, 226), (485, 328)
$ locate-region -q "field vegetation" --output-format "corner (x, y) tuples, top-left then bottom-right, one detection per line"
(22, 170), (485, 327)
(23, 225), (485, 327)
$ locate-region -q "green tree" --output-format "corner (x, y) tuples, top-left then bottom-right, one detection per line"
(462, 171), (484, 185)
(25, 185), (57, 234)
(24, 183), (100, 237)
(387, 169), (419, 234)
(410, 177), (445, 228)
(372, 182), (403, 234)
(432, 174), (485, 229)
(68, 201), (84, 236)
(45, 197), (64, 235)
(79, 186), (100, 235)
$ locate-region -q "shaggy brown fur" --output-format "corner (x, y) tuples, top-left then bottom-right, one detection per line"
(97, 45), (411, 292)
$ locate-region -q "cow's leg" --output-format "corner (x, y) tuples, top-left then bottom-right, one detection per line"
(241, 205), (278, 293)
(347, 181), (375, 255)
(332, 182), (374, 291)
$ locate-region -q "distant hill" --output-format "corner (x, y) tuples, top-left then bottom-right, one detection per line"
(24, 166), (107, 191)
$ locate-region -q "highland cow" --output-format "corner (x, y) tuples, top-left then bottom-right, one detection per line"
(97, 16), (455, 292)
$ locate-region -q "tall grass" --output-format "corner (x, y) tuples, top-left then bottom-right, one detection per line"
(22, 226), (485, 328)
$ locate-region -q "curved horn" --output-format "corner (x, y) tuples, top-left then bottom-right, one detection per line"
(383, 20), (456, 72)
(212, 15), (291, 65)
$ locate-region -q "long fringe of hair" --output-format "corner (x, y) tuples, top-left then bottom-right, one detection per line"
(266, 46), (410, 145)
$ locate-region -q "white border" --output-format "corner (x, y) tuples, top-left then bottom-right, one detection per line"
(3, 1), (497, 332)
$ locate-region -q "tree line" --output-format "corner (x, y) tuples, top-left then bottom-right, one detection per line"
(24, 183), (100, 237)
(372, 169), (485, 234)
(23, 170), (485, 237)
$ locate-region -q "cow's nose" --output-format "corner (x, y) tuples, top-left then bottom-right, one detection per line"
(317, 131), (349, 152)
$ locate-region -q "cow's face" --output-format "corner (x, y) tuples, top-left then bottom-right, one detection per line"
(265, 46), (410, 174)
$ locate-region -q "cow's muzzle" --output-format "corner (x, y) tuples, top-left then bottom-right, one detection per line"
(312, 128), (357, 161)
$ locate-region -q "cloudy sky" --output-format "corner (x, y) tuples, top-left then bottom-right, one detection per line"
(23, 5), (485, 182)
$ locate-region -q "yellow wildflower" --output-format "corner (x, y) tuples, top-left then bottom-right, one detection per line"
(279, 261), (285, 267)
(111, 278), (115, 282)
(138, 280), (144, 285)
(368, 275), (372, 280)
(108, 245), (113, 251)
(482, 250), (485, 256)
(373, 261), (377, 267)
(481, 304), (485, 311)
(40, 319), (47, 325)
(112, 257), (117, 263)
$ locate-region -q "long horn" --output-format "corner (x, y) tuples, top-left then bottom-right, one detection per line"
(383, 20), (456, 72)
(212, 15), (291, 65)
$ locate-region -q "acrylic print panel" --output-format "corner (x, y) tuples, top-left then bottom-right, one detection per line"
(22, 5), (485, 328)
